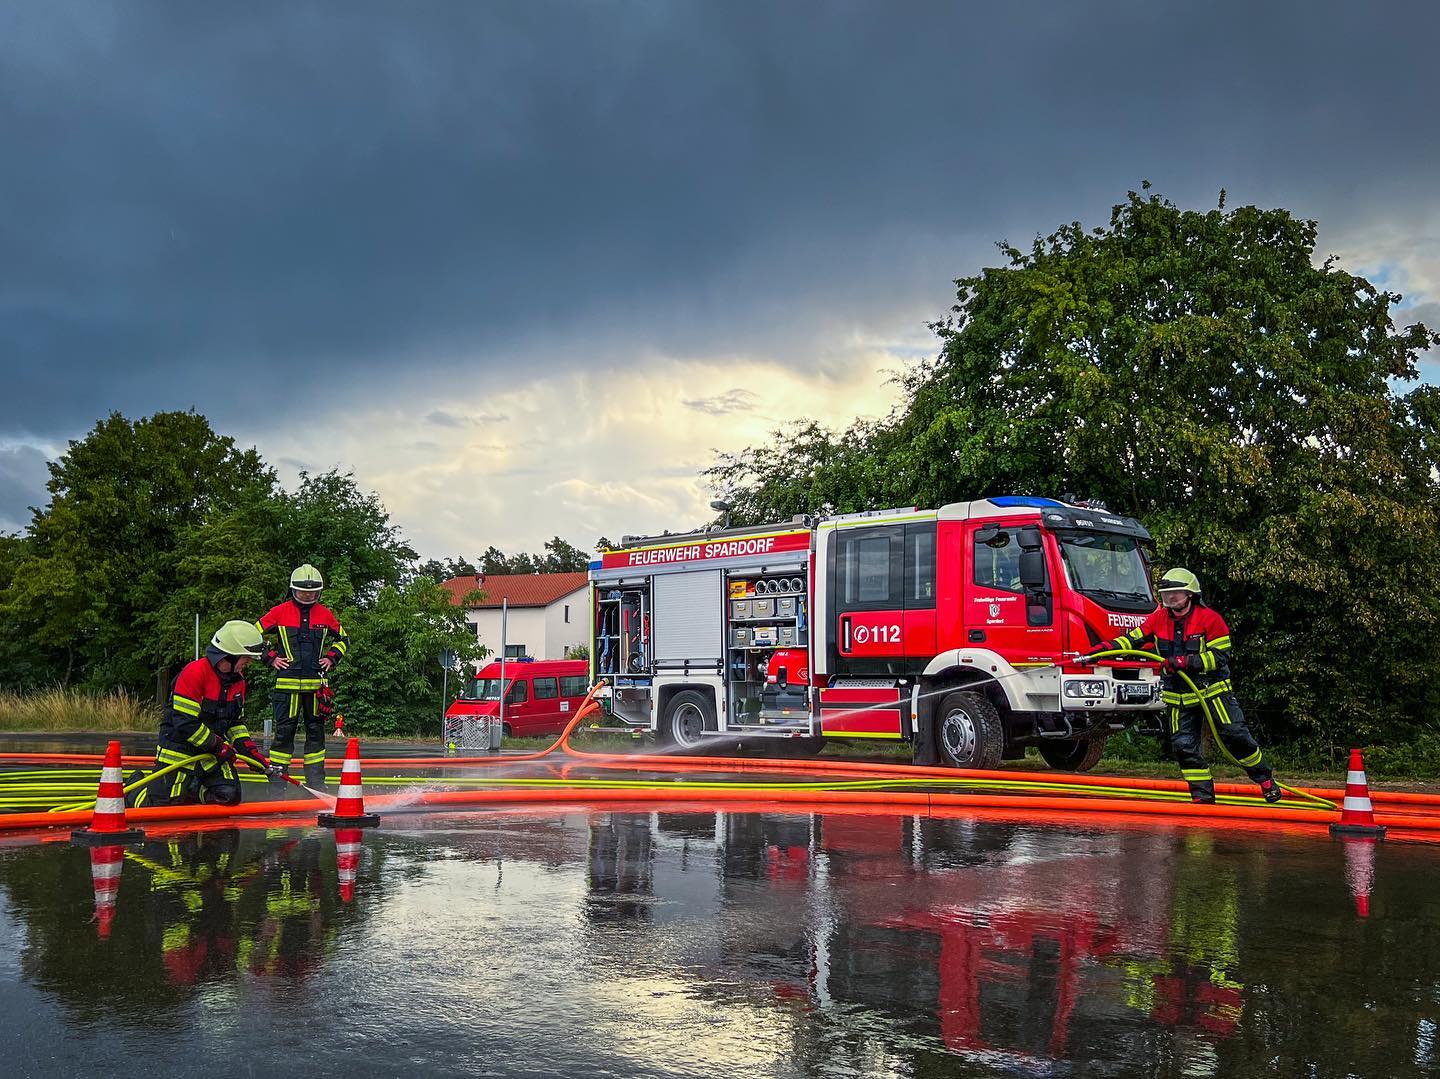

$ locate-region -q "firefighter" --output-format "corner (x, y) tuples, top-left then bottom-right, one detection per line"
(1080, 568), (1281, 805)
(256, 564), (348, 790)
(132, 621), (271, 808)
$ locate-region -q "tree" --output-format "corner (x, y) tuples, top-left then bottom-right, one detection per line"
(2, 411), (274, 693)
(334, 577), (487, 737)
(478, 538), (590, 574)
(707, 190), (1440, 752)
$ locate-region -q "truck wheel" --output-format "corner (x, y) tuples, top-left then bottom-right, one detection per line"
(935, 690), (1004, 769)
(661, 691), (715, 752)
(1037, 737), (1106, 772)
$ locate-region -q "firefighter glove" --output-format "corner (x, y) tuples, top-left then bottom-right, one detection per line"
(236, 737), (269, 769)
(214, 741), (238, 766)
(316, 684), (335, 717)
(1161, 655), (1197, 674)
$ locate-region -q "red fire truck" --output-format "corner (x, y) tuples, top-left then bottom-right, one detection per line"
(589, 496), (1162, 770)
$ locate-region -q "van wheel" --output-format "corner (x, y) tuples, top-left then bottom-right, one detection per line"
(1038, 736), (1106, 772)
(501, 724), (513, 739)
(936, 690), (1004, 769)
(661, 691), (715, 752)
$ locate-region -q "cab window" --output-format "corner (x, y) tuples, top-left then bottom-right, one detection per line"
(506, 680), (528, 705)
(974, 532), (1024, 594)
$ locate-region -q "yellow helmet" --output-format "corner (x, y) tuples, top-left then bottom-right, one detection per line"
(1157, 567), (1201, 595)
(290, 564), (324, 592)
(211, 620), (265, 658)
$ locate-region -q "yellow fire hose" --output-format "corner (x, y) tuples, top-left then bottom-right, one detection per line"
(47, 751), (285, 814)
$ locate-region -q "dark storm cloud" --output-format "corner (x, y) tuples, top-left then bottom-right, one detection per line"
(2, 0), (1437, 443)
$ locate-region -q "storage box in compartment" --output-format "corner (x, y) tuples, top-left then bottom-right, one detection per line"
(732, 626), (752, 648)
(733, 599), (752, 619)
(777, 597), (796, 618)
(753, 598), (775, 618)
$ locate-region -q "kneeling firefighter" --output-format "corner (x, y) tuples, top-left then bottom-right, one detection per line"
(1081, 568), (1281, 805)
(132, 621), (272, 808)
(255, 564), (348, 790)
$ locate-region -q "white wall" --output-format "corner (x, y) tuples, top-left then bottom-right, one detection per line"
(544, 588), (588, 658)
(463, 587), (588, 660)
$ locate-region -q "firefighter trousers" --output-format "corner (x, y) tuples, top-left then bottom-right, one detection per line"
(270, 691), (327, 788)
(1168, 692), (1271, 801)
(131, 747), (242, 808)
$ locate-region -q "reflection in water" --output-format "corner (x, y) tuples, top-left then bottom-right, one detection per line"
(1, 809), (1438, 1077)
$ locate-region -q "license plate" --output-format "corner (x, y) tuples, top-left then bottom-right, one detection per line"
(1118, 683), (1152, 703)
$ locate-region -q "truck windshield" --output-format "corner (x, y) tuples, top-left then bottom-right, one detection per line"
(465, 678), (503, 701)
(1056, 533), (1154, 608)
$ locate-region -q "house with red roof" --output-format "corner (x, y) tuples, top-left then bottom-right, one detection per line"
(441, 572), (589, 660)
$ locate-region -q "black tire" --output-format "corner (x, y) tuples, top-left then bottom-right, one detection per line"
(1037, 736), (1106, 772)
(661, 690), (716, 752)
(501, 723), (513, 739)
(935, 690), (1005, 769)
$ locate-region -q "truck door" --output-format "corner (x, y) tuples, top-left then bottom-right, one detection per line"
(829, 525), (903, 676)
(962, 521), (1061, 663)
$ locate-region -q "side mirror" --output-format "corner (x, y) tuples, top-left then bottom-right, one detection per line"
(1017, 526), (1043, 551)
(1018, 550), (1047, 591)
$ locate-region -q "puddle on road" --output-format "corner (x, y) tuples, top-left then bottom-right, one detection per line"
(1, 810), (1437, 1078)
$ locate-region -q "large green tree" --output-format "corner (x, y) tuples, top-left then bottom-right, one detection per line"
(708, 189), (1440, 752)
(2, 412), (274, 692)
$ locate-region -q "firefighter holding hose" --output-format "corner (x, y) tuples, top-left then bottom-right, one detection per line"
(256, 564), (348, 791)
(131, 621), (271, 807)
(1081, 568), (1282, 805)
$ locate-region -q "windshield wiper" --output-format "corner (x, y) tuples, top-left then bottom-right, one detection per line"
(1082, 587), (1152, 600)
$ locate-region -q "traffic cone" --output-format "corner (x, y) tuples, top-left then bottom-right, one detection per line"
(72, 740), (146, 845)
(1341, 836), (1377, 918)
(318, 737), (379, 828)
(1329, 749), (1387, 838)
(335, 827), (362, 902)
(90, 843), (124, 938)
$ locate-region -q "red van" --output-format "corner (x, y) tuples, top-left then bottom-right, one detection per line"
(445, 659), (591, 738)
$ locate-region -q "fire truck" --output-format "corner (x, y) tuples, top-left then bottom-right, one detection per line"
(589, 496), (1162, 770)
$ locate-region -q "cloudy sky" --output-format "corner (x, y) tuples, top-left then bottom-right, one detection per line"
(3, 1), (1437, 557)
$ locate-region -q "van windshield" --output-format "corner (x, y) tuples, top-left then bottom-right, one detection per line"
(466, 678), (503, 701)
(1056, 532), (1154, 609)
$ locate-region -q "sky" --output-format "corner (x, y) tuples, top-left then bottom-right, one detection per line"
(2, 1), (1438, 558)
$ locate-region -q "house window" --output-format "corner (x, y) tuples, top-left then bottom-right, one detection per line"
(504, 644), (528, 659)
(564, 603), (571, 624)
(470, 622), (480, 637)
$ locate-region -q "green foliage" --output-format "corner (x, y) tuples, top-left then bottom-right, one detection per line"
(707, 190), (1440, 752)
(479, 536), (591, 574)
(2, 411), (274, 690)
(334, 577), (487, 737)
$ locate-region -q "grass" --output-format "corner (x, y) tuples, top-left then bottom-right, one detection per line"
(0, 687), (158, 732)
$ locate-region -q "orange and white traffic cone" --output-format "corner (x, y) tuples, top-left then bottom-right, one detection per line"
(1329, 749), (1387, 838)
(1341, 835), (1377, 918)
(335, 827), (363, 902)
(72, 740), (146, 846)
(318, 737), (379, 828)
(90, 843), (125, 938)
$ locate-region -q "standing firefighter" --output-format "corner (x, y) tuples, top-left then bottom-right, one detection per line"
(256, 564), (348, 790)
(1083, 568), (1282, 805)
(133, 621), (271, 807)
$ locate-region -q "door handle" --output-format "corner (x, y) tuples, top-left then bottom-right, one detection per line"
(968, 630), (986, 643)
(841, 615), (852, 653)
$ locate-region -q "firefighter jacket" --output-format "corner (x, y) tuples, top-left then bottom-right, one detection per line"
(256, 599), (348, 693)
(160, 651), (251, 758)
(1100, 604), (1234, 708)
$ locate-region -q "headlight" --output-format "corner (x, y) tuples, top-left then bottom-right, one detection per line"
(1063, 679), (1109, 699)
